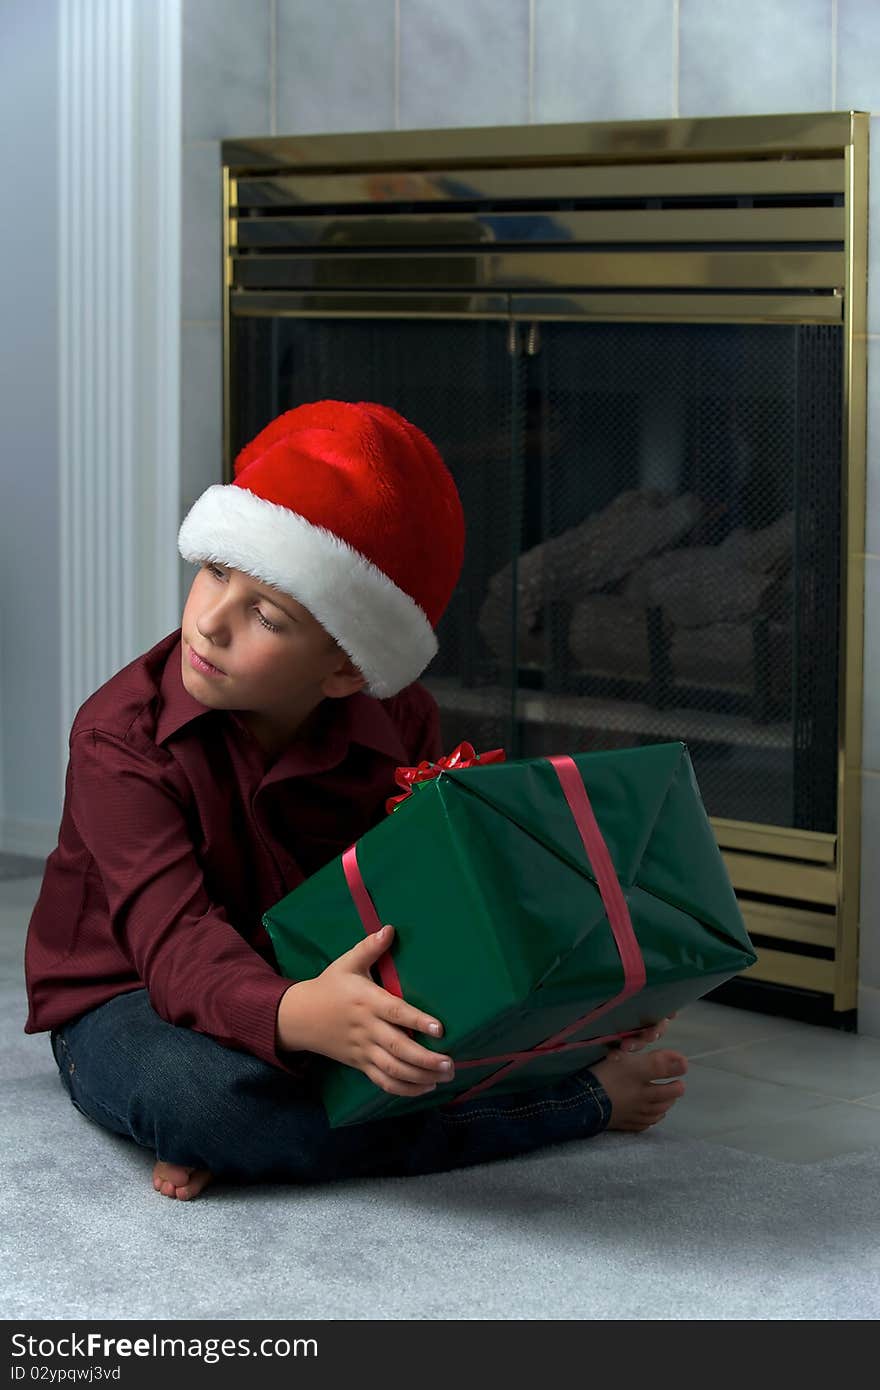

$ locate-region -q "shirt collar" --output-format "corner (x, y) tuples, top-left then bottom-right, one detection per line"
(343, 690), (410, 764)
(259, 689), (410, 785)
(156, 633), (410, 770)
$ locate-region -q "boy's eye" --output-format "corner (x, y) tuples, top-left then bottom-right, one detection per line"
(255, 608), (281, 633)
(201, 563), (281, 632)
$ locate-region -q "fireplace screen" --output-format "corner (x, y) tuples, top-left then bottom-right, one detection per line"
(232, 314), (842, 834)
(222, 112), (870, 1016)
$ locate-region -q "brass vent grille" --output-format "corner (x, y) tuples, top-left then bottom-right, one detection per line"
(228, 146), (848, 313)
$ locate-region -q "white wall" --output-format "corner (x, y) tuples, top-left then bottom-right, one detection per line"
(0, 0), (61, 855)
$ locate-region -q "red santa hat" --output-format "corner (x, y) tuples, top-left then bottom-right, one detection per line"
(177, 400), (464, 698)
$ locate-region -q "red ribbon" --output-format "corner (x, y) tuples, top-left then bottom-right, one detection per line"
(385, 741), (506, 814)
(344, 750), (647, 1106)
(448, 754), (646, 1104)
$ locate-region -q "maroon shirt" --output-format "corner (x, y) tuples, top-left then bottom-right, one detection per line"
(24, 630), (441, 1070)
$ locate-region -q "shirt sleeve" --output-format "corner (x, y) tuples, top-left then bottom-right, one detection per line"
(68, 729), (298, 1072)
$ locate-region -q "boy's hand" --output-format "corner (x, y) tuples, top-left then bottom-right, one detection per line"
(276, 925), (454, 1097)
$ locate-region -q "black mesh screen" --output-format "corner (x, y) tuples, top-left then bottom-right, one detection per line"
(232, 316), (842, 832)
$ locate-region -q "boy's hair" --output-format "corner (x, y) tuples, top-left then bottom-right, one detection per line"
(178, 401), (464, 697)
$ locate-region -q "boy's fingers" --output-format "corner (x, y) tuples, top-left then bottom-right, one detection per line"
(370, 1065), (439, 1098)
(380, 994), (445, 1040)
(358, 924), (393, 952)
(370, 1044), (450, 1088)
(347, 926), (402, 970)
(348, 927), (446, 1038)
(374, 1019), (454, 1076)
(371, 951), (445, 1038)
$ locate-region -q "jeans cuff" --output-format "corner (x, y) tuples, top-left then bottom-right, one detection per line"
(579, 1068), (613, 1133)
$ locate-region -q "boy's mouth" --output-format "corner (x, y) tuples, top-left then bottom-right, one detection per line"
(187, 644), (226, 677)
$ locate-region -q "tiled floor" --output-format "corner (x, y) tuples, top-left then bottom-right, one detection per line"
(661, 1001), (880, 1162)
(4, 863), (880, 1165)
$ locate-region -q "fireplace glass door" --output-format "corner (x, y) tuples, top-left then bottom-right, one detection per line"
(231, 313), (842, 835)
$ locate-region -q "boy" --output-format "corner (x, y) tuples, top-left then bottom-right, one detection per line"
(24, 400), (686, 1201)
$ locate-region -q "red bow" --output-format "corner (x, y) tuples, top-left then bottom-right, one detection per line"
(386, 741), (506, 814)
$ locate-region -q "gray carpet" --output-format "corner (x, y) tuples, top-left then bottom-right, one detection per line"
(3, 877), (879, 1321)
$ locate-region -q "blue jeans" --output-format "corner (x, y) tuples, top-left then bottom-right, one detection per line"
(49, 989), (612, 1185)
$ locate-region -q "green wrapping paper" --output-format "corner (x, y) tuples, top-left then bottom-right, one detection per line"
(263, 741), (756, 1128)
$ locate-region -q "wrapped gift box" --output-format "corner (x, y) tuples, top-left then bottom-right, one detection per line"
(264, 741), (756, 1127)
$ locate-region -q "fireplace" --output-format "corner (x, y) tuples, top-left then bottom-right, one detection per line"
(221, 112), (869, 1026)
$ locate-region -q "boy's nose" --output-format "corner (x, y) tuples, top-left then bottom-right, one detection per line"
(196, 611), (230, 645)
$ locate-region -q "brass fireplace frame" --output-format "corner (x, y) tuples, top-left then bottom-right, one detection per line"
(221, 111), (869, 1015)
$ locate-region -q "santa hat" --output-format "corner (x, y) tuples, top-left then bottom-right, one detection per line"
(177, 401), (464, 698)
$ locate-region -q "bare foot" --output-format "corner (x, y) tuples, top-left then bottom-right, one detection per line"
(590, 1048), (688, 1132)
(152, 1159), (214, 1201)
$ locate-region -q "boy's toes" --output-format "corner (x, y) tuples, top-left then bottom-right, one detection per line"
(644, 1049), (688, 1080)
(176, 1168), (213, 1201)
(646, 1078), (686, 1109)
(153, 1159), (216, 1200)
(153, 1160), (192, 1192)
(631, 1084), (685, 1126)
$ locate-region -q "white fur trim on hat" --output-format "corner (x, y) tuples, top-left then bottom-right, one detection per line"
(178, 484), (437, 698)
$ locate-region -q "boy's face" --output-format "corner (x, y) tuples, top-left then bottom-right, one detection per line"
(180, 562), (365, 719)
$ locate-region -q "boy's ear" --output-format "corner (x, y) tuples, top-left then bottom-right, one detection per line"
(321, 651), (367, 699)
